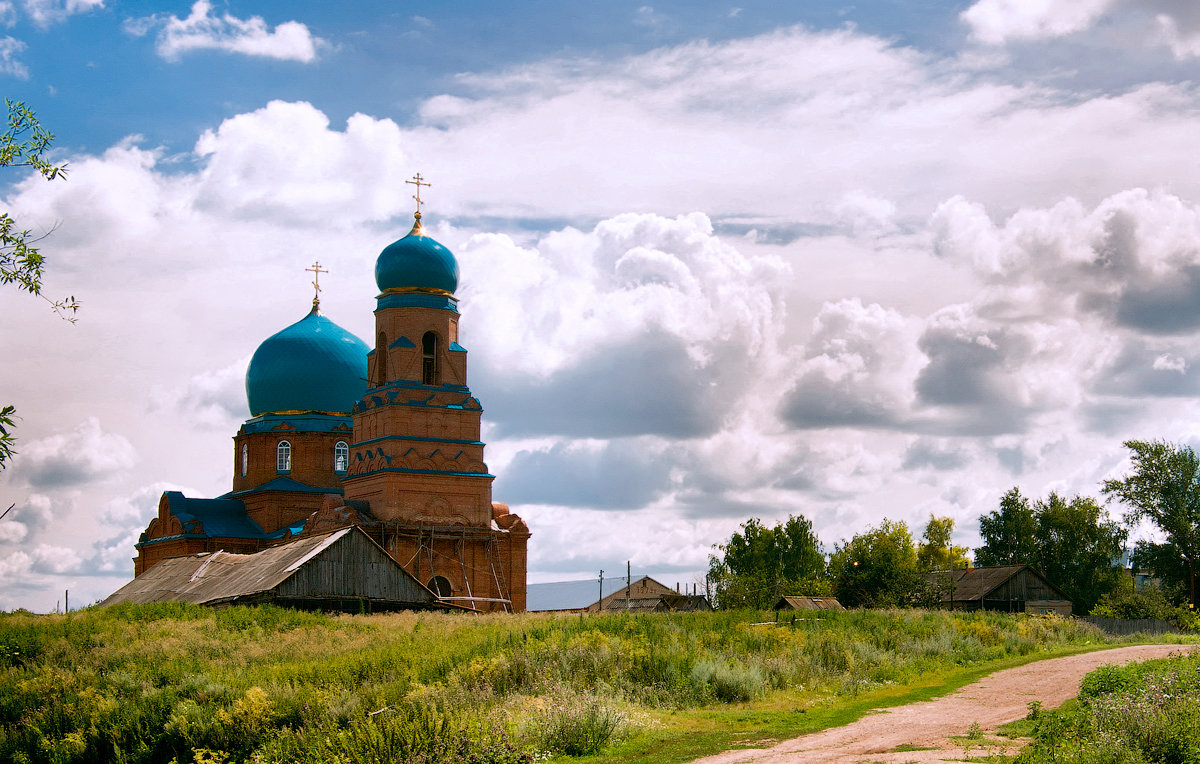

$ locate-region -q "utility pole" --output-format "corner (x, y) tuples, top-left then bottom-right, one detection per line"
(598, 569), (604, 612)
(626, 560), (631, 611)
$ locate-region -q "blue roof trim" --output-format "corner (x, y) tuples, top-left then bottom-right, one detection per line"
(376, 293), (459, 312)
(353, 434), (485, 447)
(161, 491), (266, 540)
(346, 467), (495, 480)
(240, 413), (354, 434)
(219, 476), (344, 499)
(449, 342), (467, 352)
(389, 336), (416, 349)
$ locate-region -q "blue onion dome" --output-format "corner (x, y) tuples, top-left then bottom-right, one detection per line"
(245, 307), (369, 416)
(375, 213), (459, 294)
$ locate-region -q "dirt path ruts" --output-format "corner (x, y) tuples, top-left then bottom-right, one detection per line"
(690, 644), (1197, 764)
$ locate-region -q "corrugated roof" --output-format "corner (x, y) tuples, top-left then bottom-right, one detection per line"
(527, 577), (637, 611)
(105, 528), (431, 607)
(775, 595), (845, 611)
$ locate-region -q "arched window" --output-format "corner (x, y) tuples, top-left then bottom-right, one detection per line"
(427, 575), (452, 598)
(276, 440), (291, 473)
(334, 441), (349, 473)
(422, 331), (439, 385)
(240, 444), (248, 477)
(376, 332), (388, 386)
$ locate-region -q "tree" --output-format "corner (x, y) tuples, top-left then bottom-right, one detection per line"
(917, 514), (970, 572)
(0, 100), (71, 471)
(974, 488), (1038, 567)
(707, 514), (827, 609)
(1102, 439), (1200, 607)
(828, 518), (927, 608)
(976, 488), (1126, 614)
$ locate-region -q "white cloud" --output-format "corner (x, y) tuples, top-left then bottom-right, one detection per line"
(193, 101), (409, 224)
(126, 0), (324, 63)
(0, 35), (27, 78)
(150, 355), (250, 430)
(962, 0), (1117, 44)
(0, 3), (17, 27)
(11, 418), (136, 489)
(22, 0), (102, 28)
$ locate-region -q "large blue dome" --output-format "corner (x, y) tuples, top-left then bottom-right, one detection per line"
(245, 309), (369, 416)
(375, 216), (459, 294)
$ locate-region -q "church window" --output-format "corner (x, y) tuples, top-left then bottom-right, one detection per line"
(334, 441), (348, 473)
(427, 575), (452, 597)
(240, 444), (248, 477)
(276, 440), (292, 473)
(376, 332), (388, 386)
(422, 331), (439, 385)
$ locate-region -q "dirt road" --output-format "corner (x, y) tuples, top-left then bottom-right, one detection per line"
(691, 644), (1196, 764)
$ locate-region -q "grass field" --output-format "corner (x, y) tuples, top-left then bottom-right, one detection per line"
(0, 603), (1184, 763)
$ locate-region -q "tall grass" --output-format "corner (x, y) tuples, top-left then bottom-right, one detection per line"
(0, 604), (1122, 763)
(1016, 651), (1200, 763)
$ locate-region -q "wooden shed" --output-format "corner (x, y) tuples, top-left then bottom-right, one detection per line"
(926, 565), (1072, 616)
(774, 595), (845, 611)
(102, 526), (446, 612)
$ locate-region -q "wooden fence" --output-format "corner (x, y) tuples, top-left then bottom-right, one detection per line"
(1079, 615), (1181, 636)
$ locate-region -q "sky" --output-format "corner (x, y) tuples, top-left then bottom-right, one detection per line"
(4, 0), (1200, 611)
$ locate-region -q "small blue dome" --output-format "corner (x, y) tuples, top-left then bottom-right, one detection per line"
(246, 309), (369, 416)
(375, 217), (459, 294)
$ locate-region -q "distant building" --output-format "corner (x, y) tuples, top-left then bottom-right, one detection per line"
(127, 195), (529, 612)
(526, 575), (711, 613)
(926, 565), (1072, 616)
(773, 595), (844, 611)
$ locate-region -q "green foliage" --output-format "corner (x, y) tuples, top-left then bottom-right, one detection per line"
(1103, 439), (1200, 608)
(976, 487), (1040, 567)
(829, 518), (930, 608)
(707, 514), (827, 609)
(0, 604), (1120, 764)
(689, 658), (766, 702)
(977, 488), (1127, 614)
(0, 100), (73, 471)
(0, 405), (15, 473)
(917, 514), (970, 572)
(1090, 580), (1198, 629)
(1017, 652), (1200, 764)
(526, 691), (626, 756)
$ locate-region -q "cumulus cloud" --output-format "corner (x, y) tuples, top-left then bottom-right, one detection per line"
(125, 1), (324, 62)
(498, 440), (676, 510)
(193, 101), (409, 224)
(461, 211), (788, 440)
(0, 35), (26, 78)
(961, 0), (1117, 44)
(12, 418), (136, 489)
(780, 298), (921, 430)
(150, 355), (250, 430)
(22, 0), (102, 28)
(962, 0), (1200, 60)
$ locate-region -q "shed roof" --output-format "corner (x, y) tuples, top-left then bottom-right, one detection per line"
(926, 565), (1067, 603)
(774, 595), (845, 611)
(103, 527), (437, 609)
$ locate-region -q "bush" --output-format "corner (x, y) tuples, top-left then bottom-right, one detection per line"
(690, 658), (765, 702)
(526, 692), (625, 756)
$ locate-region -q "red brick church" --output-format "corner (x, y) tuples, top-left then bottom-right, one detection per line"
(133, 185), (529, 611)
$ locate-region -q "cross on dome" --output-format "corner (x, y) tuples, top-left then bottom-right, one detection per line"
(406, 172), (431, 220)
(305, 261), (328, 311)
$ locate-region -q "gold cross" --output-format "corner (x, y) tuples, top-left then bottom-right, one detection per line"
(305, 261), (328, 310)
(406, 172), (431, 216)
